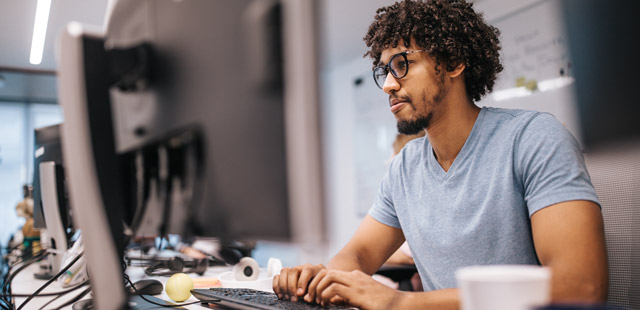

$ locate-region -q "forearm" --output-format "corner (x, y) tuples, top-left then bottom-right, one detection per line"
(547, 261), (608, 302)
(393, 288), (460, 310)
(327, 248), (378, 274)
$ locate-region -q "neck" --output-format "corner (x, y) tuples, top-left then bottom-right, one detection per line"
(426, 90), (480, 172)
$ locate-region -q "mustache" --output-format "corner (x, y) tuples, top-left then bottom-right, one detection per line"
(389, 95), (411, 103)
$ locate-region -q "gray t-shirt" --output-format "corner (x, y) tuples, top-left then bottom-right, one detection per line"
(369, 107), (599, 291)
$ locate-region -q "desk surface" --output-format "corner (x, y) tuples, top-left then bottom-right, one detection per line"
(11, 261), (233, 309)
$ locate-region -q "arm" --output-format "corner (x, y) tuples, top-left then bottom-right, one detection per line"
(304, 216), (461, 309)
(385, 247), (415, 265)
(531, 200), (608, 302)
(327, 215), (406, 274)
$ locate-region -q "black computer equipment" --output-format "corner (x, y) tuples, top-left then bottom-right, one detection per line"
(562, 0), (640, 149)
(57, 0), (326, 308)
(32, 124), (74, 278)
(32, 124), (70, 233)
(191, 288), (354, 310)
(127, 279), (163, 296)
(562, 2), (640, 309)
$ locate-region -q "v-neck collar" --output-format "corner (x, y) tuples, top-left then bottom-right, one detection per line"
(425, 107), (486, 181)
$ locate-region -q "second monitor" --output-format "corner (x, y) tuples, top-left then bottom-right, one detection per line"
(58, 0), (326, 308)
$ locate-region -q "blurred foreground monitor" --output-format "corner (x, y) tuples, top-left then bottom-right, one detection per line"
(57, 0), (325, 308)
(562, 0), (640, 149)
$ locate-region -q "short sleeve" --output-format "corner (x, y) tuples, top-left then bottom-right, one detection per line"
(368, 157), (402, 229)
(515, 113), (600, 216)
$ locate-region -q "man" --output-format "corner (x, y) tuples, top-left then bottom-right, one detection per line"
(273, 0), (608, 309)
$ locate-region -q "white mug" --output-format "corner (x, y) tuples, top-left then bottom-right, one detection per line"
(456, 265), (551, 310)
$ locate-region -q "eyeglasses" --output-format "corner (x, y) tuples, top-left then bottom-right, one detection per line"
(373, 50), (427, 89)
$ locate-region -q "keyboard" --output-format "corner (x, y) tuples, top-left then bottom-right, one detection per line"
(191, 288), (356, 310)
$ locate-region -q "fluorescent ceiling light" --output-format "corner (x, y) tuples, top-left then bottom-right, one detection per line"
(29, 0), (52, 65)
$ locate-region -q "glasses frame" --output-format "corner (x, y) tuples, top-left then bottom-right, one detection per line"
(372, 49), (428, 89)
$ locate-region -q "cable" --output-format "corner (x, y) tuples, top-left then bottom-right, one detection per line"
(0, 251), (12, 310)
(34, 281), (89, 310)
(3, 280), (88, 297)
(36, 292), (63, 310)
(121, 259), (217, 308)
(8, 250), (47, 269)
(122, 273), (217, 308)
(50, 287), (91, 310)
(3, 251), (49, 305)
(2, 250), (49, 309)
(0, 302), (10, 310)
(16, 252), (83, 310)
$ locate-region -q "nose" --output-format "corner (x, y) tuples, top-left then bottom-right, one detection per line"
(382, 72), (400, 94)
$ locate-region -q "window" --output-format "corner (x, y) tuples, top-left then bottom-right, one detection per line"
(0, 102), (62, 246)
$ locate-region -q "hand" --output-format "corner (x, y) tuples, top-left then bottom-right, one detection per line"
(273, 263), (326, 302)
(306, 269), (403, 310)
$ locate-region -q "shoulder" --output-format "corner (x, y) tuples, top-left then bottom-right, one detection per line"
(482, 107), (546, 128)
(481, 107), (568, 140)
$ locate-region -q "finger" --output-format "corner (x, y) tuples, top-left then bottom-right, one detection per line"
(329, 295), (345, 305)
(305, 268), (327, 303)
(314, 270), (352, 305)
(296, 267), (314, 297)
(287, 268), (301, 301)
(272, 274), (280, 296)
(316, 270), (346, 299)
(277, 268), (290, 299)
(320, 283), (351, 307)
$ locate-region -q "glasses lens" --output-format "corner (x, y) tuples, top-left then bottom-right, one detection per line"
(389, 53), (408, 79)
(373, 67), (387, 89)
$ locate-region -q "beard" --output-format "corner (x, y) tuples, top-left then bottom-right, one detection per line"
(397, 113), (432, 135)
(395, 72), (446, 135)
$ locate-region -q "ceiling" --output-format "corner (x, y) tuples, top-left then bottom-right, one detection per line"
(0, 0), (396, 72)
(0, 0), (109, 72)
(1, 0), (497, 101)
(0, 0), (108, 101)
(0, 0), (392, 100)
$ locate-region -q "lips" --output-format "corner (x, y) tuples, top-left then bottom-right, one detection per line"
(390, 98), (409, 113)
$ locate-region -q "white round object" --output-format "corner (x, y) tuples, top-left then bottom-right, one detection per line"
(219, 270), (273, 292)
(456, 265), (551, 310)
(232, 257), (260, 281)
(165, 273), (194, 302)
(267, 258), (282, 277)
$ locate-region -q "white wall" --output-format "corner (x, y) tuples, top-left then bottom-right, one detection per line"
(322, 57), (377, 256)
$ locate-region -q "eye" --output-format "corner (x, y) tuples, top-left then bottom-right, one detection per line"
(377, 65), (388, 73)
(391, 56), (408, 72)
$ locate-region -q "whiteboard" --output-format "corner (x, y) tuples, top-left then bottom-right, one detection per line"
(352, 74), (397, 217)
(478, 0), (583, 145)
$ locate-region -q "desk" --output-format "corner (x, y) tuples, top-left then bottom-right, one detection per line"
(11, 261), (233, 309)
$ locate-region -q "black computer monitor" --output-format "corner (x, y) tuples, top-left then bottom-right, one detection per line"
(32, 123), (73, 275)
(562, 0), (640, 149)
(32, 124), (70, 230)
(57, 0), (325, 308)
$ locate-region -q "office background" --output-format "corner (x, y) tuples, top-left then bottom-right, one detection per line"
(0, 0), (604, 262)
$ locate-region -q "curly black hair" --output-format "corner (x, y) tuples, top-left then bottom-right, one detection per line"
(364, 0), (503, 102)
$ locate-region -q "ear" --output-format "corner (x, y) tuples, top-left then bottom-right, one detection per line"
(448, 62), (465, 78)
